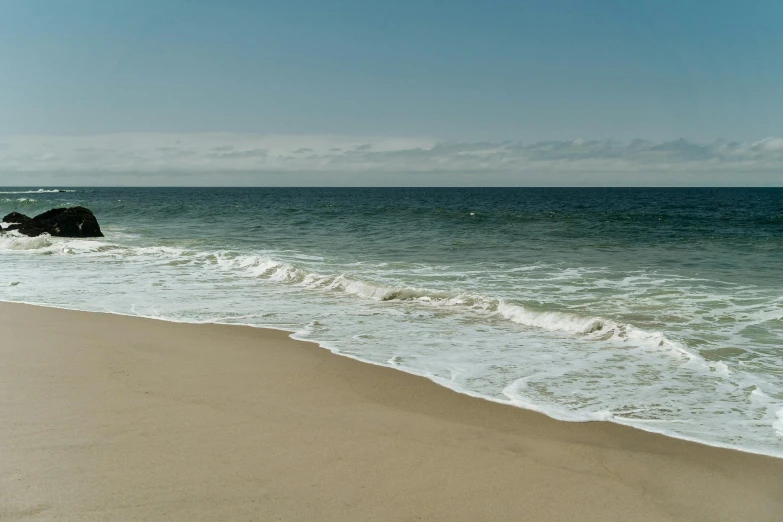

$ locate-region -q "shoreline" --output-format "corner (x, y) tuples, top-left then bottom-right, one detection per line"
(1, 298), (780, 460)
(2, 301), (783, 520)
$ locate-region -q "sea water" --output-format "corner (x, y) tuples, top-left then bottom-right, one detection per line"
(1, 187), (781, 456)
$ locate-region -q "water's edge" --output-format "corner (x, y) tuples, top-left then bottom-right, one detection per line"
(5, 297), (781, 459)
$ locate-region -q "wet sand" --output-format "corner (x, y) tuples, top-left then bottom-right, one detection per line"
(1, 302), (781, 521)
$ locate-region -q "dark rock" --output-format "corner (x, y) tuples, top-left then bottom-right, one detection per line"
(2, 211), (33, 223)
(1, 212), (33, 231)
(2, 207), (103, 238)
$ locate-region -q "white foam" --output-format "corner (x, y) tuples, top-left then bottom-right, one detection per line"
(0, 231), (117, 255)
(1, 197), (38, 203)
(2, 233), (783, 457)
(502, 377), (614, 422)
(0, 189), (74, 194)
(0, 238), (754, 371)
(774, 408), (783, 437)
(0, 231), (53, 250)
(497, 300), (604, 334)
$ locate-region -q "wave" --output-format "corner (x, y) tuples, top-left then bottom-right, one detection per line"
(0, 231), (116, 254)
(0, 231), (54, 250)
(0, 189), (75, 194)
(1, 198), (38, 203)
(0, 234), (729, 372)
(176, 251), (714, 368)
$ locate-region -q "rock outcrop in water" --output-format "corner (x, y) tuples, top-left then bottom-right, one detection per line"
(1, 207), (104, 238)
(2, 212), (33, 229)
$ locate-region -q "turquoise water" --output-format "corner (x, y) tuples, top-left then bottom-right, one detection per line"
(1, 187), (782, 456)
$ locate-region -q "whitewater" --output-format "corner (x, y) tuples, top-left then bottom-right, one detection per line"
(1, 187), (782, 457)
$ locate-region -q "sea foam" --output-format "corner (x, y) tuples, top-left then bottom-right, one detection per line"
(2, 187), (782, 457)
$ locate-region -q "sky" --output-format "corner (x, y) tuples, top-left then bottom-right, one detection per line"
(1, 0), (782, 186)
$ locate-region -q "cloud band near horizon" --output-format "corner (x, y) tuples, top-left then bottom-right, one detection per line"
(1, 134), (782, 186)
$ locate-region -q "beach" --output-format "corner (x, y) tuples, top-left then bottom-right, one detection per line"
(1, 302), (781, 521)
(4, 0), (783, 518)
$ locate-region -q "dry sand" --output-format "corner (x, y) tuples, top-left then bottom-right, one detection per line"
(1, 302), (781, 521)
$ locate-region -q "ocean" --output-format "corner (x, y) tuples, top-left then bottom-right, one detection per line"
(1, 187), (782, 456)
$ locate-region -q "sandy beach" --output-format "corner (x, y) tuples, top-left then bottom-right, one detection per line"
(0, 302), (781, 521)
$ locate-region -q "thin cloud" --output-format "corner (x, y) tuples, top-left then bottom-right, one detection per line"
(0, 134), (782, 178)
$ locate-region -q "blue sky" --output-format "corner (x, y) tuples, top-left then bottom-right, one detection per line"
(1, 0), (782, 185)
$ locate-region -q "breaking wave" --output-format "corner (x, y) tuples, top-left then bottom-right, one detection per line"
(0, 235), (708, 366)
(0, 189), (75, 194)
